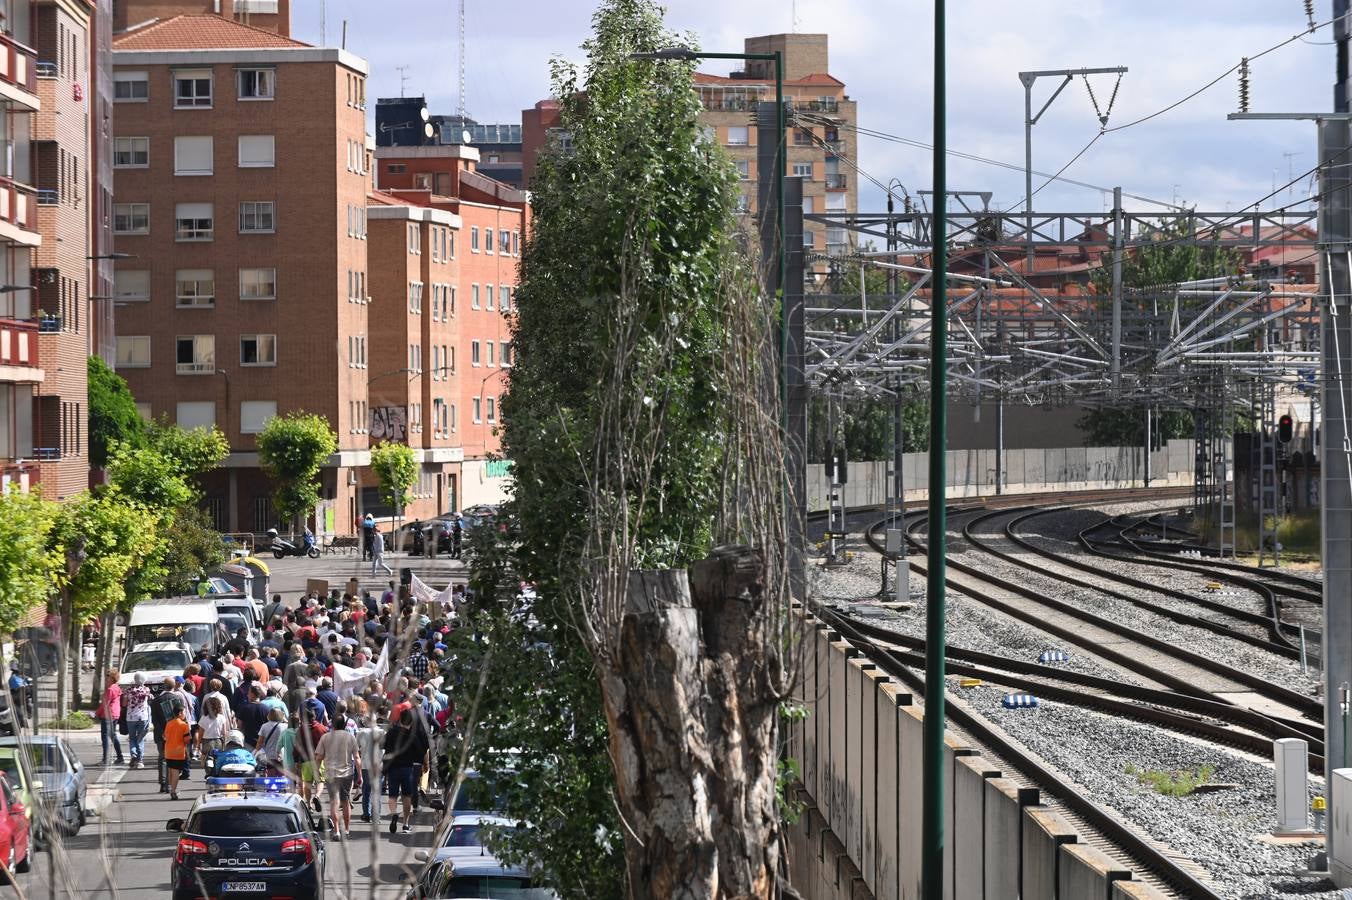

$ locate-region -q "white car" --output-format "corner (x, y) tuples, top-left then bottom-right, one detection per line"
(118, 642), (193, 694)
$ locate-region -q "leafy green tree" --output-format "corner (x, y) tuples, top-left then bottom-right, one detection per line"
(146, 421), (229, 485)
(370, 441), (415, 512)
(256, 413), (336, 530)
(0, 487), (59, 633)
(87, 356), (144, 470)
(158, 506), (227, 596)
(49, 491), (159, 715)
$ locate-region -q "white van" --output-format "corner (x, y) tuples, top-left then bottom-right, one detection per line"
(126, 597), (227, 656)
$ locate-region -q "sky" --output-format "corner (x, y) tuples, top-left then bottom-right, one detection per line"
(293, 1), (1332, 217)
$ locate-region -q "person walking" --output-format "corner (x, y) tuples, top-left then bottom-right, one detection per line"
(356, 712), (386, 824)
(370, 528), (392, 577)
(362, 513), (376, 561)
(96, 670), (125, 766)
(197, 695), (230, 761)
(124, 672), (151, 769)
(163, 704), (191, 801)
(315, 714), (361, 838)
(254, 707), (288, 776)
(451, 519), (463, 559)
(383, 707), (428, 835)
(152, 678), (185, 793)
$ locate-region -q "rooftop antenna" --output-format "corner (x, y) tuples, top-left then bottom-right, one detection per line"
(791, 0), (799, 31)
(458, 0), (467, 122)
(319, 0), (326, 46)
(396, 65), (410, 98)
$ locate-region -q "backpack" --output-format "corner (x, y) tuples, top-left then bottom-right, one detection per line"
(154, 691), (183, 724)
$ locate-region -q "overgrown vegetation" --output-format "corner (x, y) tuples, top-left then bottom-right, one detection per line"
(1124, 762), (1217, 797)
(87, 355), (145, 470)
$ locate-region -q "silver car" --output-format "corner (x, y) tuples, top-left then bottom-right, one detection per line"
(0, 736), (87, 836)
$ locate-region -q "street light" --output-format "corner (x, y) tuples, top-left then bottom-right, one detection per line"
(629, 45), (788, 422)
(86, 252), (136, 260)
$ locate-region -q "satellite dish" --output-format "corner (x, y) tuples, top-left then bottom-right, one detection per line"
(419, 106), (430, 122)
(462, 130), (472, 144)
(424, 122), (435, 139)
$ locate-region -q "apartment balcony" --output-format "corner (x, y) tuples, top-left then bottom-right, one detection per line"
(0, 177), (39, 247)
(825, 173), (848, 191)
(0, 318), (42, 378)
(0, 461), (39, 492)
(793, 98), (839, 114)
(0, 34), (39, 112)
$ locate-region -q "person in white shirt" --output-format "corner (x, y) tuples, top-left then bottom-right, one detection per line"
(197, 695), (230, 758)
(315, 715), (361, 838)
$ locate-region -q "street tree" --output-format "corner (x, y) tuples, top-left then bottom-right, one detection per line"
(256, 413), (337, 532)
(49, 492), (159, 716)
(371, 441), (417, 548)
(471, 2), (795, 896)
(0, 487), (59, 634)
(87, 356), (145, 470)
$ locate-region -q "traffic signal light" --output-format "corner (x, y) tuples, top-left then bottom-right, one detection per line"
(1278, 414), (1294, 444)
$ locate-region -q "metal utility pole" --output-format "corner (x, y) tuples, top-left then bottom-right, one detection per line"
(922, 1), (948, 897)
(1020, 66), (1127, 268)
(1112, 186), (1125, 392)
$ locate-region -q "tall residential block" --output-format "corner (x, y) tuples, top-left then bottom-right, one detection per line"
(113, 0), (290, 36)
(0, 0), (98, 499)
(111, 14), (370, 534)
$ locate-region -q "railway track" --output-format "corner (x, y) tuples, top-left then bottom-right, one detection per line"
(889, 506), (1320, 723)
(813, 602), (1226, 900)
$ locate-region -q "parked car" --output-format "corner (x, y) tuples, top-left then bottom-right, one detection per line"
(408, 852), (555, 900)
(0, 748), (39, 848)
(0, 736), (87, 837)
(0, 772), (31, 874)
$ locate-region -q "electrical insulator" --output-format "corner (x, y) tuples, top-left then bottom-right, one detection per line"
(1238, 58), (1250, 114)
(1305, 0), (1317, 30)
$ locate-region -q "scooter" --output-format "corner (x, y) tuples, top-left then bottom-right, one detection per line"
(268, 528), (319, 559)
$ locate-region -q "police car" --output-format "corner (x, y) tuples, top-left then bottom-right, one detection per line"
(165, 777), (326, 900)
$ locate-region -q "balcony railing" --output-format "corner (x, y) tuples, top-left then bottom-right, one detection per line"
(35, 188), (57, 206)
(793, 98), (839, 113)
(0, 33), (37, 96)
(36, 315), (61, 333)
(0, 177), (34, 230)
(825, 173), (848, 191)
(32, 446), (61, 461)
(0, 318), (38, 367)
(177, 361), (215, 374)
(35, 61), (56, 79)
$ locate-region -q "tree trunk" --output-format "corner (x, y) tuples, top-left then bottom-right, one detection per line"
(599, 547), (781, 900)
(55, 591), (68, 720)
(601, 569), (717, 900)
(690, 546), (781, 899)
(69, 616), (82, 710)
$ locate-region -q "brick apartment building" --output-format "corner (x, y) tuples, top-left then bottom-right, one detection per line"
(519, 33), (859, 280)
(114, 0), (289, 35)
(371, 137), (525, 514)
(0, 0), (99, 500)
(110, 14), (372, 534)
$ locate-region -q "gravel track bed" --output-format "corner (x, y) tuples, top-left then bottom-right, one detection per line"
(813, 546), (1335, 900)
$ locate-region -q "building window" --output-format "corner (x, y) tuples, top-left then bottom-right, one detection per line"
(173, 136), (213, 175)
(238, 135), (276, 168)
(473, 397), (481, 423)
(727, 126), (749, 146)
(486, 397), (496, 423)
(471, 226), (479, 252)
(388, 163), (406, 174)
(114, 71), (148, 101)
(113, 136), (149, 168)
(175, 335), (215, 374)
(486, 342), (495, 367)
(113, 203), (149, 234)
(735, 160), (750, 180)
(113, 270), (150, 302)
(115, 335), (150, 368)
(408, 224), (420, 254)
(499, 285), (511, 312)
(449, 286), (457, 317)
(802, 197), (814, 215)
(240, 334), (277, 366)
(135, 402), (152, 420)
(175, 269), (215, 307)
(240, 267), (277, 300)
(499, 230), (510, 254)
(239, 400), (277, 433)
(793, 128), (813, 146)
(237, 68), (275, 100)
(176, 401), (216, 430)
(793, 162), (813, 178)
(174, 69), (213, 108)
(450, 402), (457, 433)
(485, 283), (494, 311)
(239, 201), (275, 233)
(484, 228), (494, 255)
(471, 340), (481, 366)
(512, 230), (520, 256)
(175, 203), (214, 241)
(803, 231), (815, 248)
(471, 284), (480, 309)
(409, 281), (423, 314)
(501, 341), (513, 366)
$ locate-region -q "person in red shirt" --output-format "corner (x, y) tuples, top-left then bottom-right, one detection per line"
(163, 705), (191, 801)
(182, 664), (204, 696)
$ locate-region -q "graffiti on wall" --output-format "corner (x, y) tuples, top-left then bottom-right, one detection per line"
(370, 406), (408, 442)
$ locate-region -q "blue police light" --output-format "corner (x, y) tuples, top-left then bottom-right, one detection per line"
(205, 776), (290, 794)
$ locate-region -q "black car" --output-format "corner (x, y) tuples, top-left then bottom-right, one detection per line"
(166, 777), (326, 900)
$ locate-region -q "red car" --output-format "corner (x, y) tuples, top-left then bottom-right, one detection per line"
(0, 772), (31, 875)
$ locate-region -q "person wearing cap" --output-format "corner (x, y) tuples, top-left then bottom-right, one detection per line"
(211, 730), (258, 776)
(124, 671), (151, 768)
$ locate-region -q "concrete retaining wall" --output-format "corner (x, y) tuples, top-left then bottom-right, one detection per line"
(790, 608), (1186, 900)
(806, 439), (1197, 511)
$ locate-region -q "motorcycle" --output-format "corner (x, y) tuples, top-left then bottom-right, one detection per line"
(268, 528), (319, 559)
(1, 672), (35, 735)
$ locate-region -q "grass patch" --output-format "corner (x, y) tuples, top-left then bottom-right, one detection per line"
(41, 711), (95, 730)
(1124, 762), (1216, 797)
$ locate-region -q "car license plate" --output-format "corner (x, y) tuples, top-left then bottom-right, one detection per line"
(222, 883), (266, 892)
